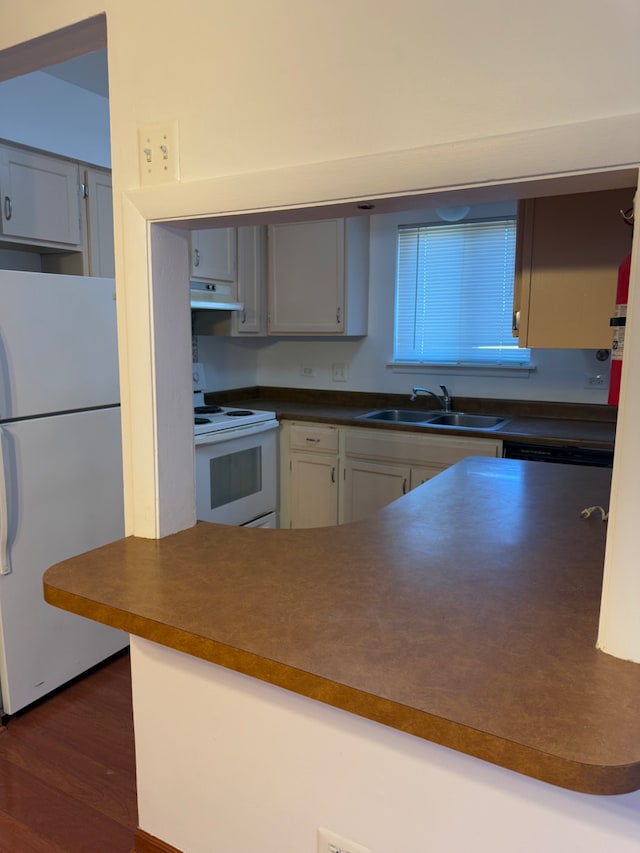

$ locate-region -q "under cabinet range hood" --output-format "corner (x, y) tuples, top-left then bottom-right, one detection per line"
(189, 281), (243, 311)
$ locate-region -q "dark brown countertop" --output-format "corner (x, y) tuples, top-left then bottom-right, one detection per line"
(207, 388), (616, 449)
(43, 457), (640, 795)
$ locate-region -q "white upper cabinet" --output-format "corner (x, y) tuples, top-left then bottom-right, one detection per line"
(83, 167), (115, 278)
(267, 217), (369, 335)
(0, 144), (81, 248)
(190, 228), (237, 283)
(233, 226), (267, 335)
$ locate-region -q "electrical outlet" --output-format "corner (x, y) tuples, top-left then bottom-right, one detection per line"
(192, 362), (205, 390)
(300, 366), (316, 379)
(332, 363), (348, 382)
(317, 827), (370, 853)
(584, 373), (609, 390)
(138, 121), (180, 185)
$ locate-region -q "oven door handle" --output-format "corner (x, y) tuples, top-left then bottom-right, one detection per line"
(194, 419), (279, 446)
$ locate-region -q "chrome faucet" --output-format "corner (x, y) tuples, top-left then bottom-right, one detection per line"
(410, 385), (452, 412)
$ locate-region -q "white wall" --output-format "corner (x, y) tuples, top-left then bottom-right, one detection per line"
(5, 1), (638, 191)
(132, 638), (640, 853)
(196, 335), (259, 391)
(0, 69), (110, 165)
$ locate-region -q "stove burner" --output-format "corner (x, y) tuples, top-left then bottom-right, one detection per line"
(194, 416), (210, 425)
(195, 405), (223, 415)
(225, 409), (254, 417)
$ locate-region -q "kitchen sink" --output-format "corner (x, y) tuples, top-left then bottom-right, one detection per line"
(357, 409), (509, 430)
(358, 409), (437, 423)
(426, 413), (508, 429)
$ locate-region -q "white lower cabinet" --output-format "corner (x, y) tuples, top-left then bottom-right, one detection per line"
(342, 428), (502, 523)
(290, 453), (339, 528)
(342, 458), (410, 524)
(281, 420), (503, 528)
(281, 422), (340, 529)
(410, 465), (443, 489)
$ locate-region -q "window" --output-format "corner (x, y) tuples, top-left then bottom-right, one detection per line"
(393, 217), (530, 367)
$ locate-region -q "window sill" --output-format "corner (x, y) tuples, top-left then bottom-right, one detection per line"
(388, 362), (536, 380)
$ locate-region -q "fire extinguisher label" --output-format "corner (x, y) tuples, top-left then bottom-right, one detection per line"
(611, 305), (627, 362)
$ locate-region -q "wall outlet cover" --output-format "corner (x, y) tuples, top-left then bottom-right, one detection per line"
(317, 827), (371, 853)
(332, 363), (348, 382)
(584, 372), (609, 390)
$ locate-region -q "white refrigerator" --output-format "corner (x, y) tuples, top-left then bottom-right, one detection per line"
(0, 270), (127, 715)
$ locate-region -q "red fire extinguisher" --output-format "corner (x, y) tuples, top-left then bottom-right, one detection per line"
(609, 204), (635, 406)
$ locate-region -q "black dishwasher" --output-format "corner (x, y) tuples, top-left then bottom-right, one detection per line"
(503, 442), (614, 468)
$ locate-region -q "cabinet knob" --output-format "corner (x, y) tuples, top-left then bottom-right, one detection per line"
(331, 467), (336, 483)
(193, 248), (200, 267)
(3, 196), (12, 221)
(402, 478), (408, 494)
(512, 310), (520, 332)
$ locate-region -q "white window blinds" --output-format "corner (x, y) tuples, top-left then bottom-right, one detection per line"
(394, 217), (530, 366)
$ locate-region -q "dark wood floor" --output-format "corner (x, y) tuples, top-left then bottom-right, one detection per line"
(0, 651), (137, 852)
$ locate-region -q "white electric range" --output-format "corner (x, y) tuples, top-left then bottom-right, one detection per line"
(192, 367), (279, 527)
(193, 391), (277, 443)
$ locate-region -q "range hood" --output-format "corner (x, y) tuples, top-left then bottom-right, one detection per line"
(189, 281), (243, 311)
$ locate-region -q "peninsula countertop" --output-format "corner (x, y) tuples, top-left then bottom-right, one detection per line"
(43, 457), (640, 795)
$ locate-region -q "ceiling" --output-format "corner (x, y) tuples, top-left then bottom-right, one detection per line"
(43, 49), (108, 98)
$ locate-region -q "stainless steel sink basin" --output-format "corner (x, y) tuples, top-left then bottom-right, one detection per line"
(358, 409), (436, 423)
(424, 413), (507, 429)
(357, 409), (509, 430)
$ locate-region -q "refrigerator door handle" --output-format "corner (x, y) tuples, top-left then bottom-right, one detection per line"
(0, 427), (10, 575)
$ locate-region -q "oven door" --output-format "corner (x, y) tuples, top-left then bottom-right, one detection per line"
(195, 421), (278, 526)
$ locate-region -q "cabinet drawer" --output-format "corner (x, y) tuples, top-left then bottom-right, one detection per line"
(344, 428), (501, 466)
(290, 424), (339, 452)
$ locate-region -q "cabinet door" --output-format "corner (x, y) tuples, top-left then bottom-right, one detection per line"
(268, 219), (344, 333)
(0, 146), (81, 247)
(191, 228), (237, 282)
(342, 459), (410, 524)
(233, 226), (266, 335)
(410, 465), (444, 489)
(515, 187), (635, 349)
(289, 452), (339, 528)
(84, 168), (115, 277)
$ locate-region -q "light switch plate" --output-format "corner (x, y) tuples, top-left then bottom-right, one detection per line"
(138, 121), (180, 186)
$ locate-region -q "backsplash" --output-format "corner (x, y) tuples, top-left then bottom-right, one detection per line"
(197, 331), (612, 404)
